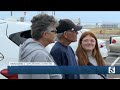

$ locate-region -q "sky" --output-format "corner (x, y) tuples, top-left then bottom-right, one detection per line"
(1, 11), (120, 24)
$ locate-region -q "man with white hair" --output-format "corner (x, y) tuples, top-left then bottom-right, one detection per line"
(50, 19), (82, 79)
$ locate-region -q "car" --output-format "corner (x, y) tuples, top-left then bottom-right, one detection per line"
(109, 35), (120, 53)
(97, 39), (108, 58)
(0, 18), (31, 79)
(46, 30), (108, 58)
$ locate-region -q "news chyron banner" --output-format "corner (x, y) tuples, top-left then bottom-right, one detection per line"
(8, 62), (120, 74)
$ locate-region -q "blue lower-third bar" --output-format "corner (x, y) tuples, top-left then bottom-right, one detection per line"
(8, 66), (120, 74)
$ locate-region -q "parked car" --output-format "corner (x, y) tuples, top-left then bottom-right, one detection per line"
(0, 18), (31, 79)
(97, 39), (108, 58)
(109, 35), (120, 53)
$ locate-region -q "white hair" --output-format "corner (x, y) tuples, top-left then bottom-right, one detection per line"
(57, 33), (63, 39)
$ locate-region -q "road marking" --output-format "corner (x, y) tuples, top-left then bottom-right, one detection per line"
(111, 57), (120, 66)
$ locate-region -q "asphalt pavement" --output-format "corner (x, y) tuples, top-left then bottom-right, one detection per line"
(104, 40), (120, 79)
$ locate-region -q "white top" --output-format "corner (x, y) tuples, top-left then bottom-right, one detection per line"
(80, 53), (104, 79)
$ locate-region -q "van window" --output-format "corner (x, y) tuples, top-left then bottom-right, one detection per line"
(9, 30), (31, 46)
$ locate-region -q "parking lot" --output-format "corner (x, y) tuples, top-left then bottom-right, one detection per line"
(104, 40), (120, 79)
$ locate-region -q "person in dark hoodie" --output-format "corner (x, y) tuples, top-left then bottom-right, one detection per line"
(50, 19), (82, 79)
(18, 14), (62, 79)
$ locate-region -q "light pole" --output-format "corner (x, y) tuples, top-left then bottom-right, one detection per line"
(11, 11), (12, 16)
(53, 11), (55, 16)
(24, 11), (26, 22)
(52, 11), (55, 17)
(78, 18), (81, 25)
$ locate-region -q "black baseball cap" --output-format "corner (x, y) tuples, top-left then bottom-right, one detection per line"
(56, 19), (82, 33)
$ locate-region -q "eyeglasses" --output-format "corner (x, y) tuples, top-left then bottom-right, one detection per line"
(50, 30), (57, 34)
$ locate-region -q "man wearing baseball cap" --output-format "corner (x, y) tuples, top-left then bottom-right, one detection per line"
(50, 19), (82, 79)
(57, 19), (82, 33)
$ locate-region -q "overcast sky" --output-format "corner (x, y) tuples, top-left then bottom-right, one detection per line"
(1, 11), (120, 23)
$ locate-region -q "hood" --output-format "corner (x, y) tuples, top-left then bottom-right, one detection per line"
(19, 38), (45, 61)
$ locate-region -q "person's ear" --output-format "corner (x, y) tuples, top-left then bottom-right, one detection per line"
(63, 31), (67, 38)
(42, 31), (48, 38)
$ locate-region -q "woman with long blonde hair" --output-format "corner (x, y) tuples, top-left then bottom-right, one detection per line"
(76, 31), (106, 79)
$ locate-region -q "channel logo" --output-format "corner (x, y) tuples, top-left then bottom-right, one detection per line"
(108, 66), (115, 74)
